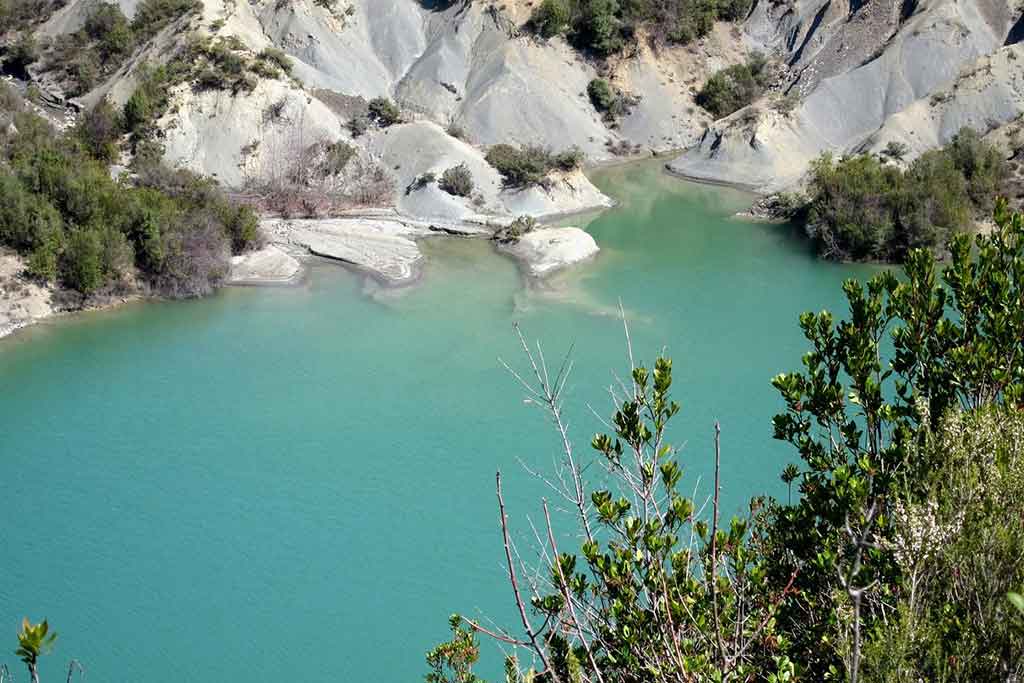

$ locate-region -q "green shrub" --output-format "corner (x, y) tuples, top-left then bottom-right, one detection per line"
(806, 153), (901, 260)
(802, 129), (1006, 262)
(486, 144), (552, 188)
(552, 146), (584, 171)
(697, 52), (770, 118)
(83, 3), (134, 60)
(579, 0), (624, 55)
(315, 141), (356, 177)
(257, 47), (293, 77)
(486, 144), (584, 188)
(27, 239), (60, 282)
(131, 0), (200, 40)
(75, 99), (124, 163)
(946, 127), (1007, 212)
(716, 0), (752, 21)
(587, 78), (616, 112)
(587, 78), (636, 120)
(220, 204), (262, 254)
(123, 89), (153, 134)
(367, 97), (401, 127)
(1, 106), (261, 297)
(882, 140), (910, 161)
(0, 173), (64, 252)
(896, 148), (971, 251)
(439, 163), (474, 197)
(60, 228), (105, 294)
(531, 0), (571, 38)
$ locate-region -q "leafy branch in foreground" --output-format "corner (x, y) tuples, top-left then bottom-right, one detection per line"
(15, 619), (55, 683)
(3, 620), (82, 683)
(430, 200), (1024, 682)
(429, 322), (796, 683)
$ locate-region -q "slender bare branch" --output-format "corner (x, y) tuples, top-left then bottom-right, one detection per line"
(497, 471), (558, 681)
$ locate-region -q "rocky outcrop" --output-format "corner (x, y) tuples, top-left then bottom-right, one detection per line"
(672, 0), (1023, 192)
(31, 0), (748, 212)
(27, 0), (1024, 221)
(0, 252), (55, 339)
(500, 228), (600, 279)
(264, 216), (431, 285)
(228, 245), (303, 284)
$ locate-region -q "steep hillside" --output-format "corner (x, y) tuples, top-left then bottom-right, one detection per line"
(6, 0), (1022, 212)
(5, 0), (752, 225)
(672, 0), (1024, 191)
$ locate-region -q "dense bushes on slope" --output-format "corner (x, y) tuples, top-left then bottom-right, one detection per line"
(485, 144), (583, 188)
(586, 77), (636, 122)
(804, 128), (1008, 261)
(439, 163), (474, 197)
(0, 84), (261, 297)
(41, 0), (200, 96)
(427, 201), (1024, 683)
(530, 0), (753, 55)
(696, 51), (770, 118)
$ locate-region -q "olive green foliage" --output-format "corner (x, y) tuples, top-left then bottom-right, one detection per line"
(766, 204), (1024, 678)
(0, 0), (63, 30)
(428, 352), (796, 682)
(530, 0), (571, 38)
(75, 98), (123, 163)
(804, 129), (1007, 261)
(430, 204), (1024, 682)
(861, 408), (1024, 682)
(586, 78), (636, 121)
(0, 106), (262, 297)
(945, 127), (1007, 212)
(530, 0), (750, 55)
(256, 47), (293, 77)
(485, 144), (583, 189)
(696, 51), (770, 118)
(180, 35), (294, 95)
(191, 36), (258, 94)
(314, 141), (356, 178)
(44, 0), (199, 96)
(131, 0), (202, 40)
(426, 615), (483, 683)
(439, 163), (474, 197)
(882, 140), (910, 162)
(367, 97), (401, 127)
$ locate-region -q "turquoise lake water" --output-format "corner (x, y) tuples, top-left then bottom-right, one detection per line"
(0, 161), (879, 682)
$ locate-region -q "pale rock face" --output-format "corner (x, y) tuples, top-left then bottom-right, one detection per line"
(368, 121), (615, 222)
(31, 0), (1024, 207)
(33, 0), (737, 214)
(501, 228), (600, 278)
(0, 252), (54, 339)
(161, 80), (348, 188)
(671, 0), (1023, 192)
(264, 217), (429, 285)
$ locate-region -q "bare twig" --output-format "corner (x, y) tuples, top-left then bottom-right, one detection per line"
(543, 500), (604, 683)
(65, 660), (84, 683)
(497, 471), (558, 681)
(711, 421), (726, 667)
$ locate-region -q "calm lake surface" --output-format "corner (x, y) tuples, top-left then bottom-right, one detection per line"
(0, 161), (879, 682)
